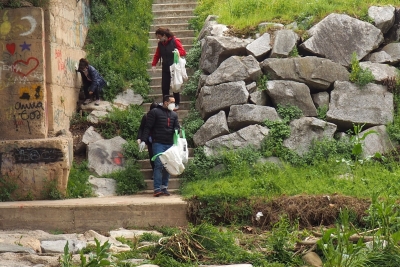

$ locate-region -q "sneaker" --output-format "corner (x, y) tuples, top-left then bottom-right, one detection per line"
(83, 99), (92, 105)
(162, 188), (171, 196)
(94, 100), (100, 106)
(153, 190), (162, 197)
(173, 104), (179, 111)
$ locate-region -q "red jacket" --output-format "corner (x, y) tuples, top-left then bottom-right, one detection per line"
(152, 37), (186, 67)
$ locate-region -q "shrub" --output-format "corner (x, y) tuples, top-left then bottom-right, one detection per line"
(67, 161), (93, 198)
(182, 108), (204, 147)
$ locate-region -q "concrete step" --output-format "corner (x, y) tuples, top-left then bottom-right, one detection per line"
(0, 195), (188, 232)
(144, 175), (182, 189)
(150, 23), (191, 32)
(153, 16), (196, 25)
(149, 44), (194, 54)
(148, 29), (195, 39)
(153, 0), (197, 3)
(147, 93), (191, 102)
(152, 3), (197, 12)
(153, 10), (194, 18)
(149, 36), (195, 46)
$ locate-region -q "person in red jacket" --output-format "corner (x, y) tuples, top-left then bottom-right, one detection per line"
(151, 27), (186, 110)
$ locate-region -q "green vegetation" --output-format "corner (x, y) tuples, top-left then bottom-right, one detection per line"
(191, 0), (397, 31)
(87, 0), (152, 100)
(0, 176), (17, 202)
(67, 161), (94, 199)
(349, 52), (375, 87)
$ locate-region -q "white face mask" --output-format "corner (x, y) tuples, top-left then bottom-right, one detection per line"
(167, 103), (175, 111)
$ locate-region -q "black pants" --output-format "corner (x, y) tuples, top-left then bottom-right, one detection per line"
(83, 84), (100, 100)
(161, 69), (180, 105)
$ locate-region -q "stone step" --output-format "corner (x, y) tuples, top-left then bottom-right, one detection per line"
(143, 100), (191, 110)
(152, 3), (197, 12)
(148, 77), (193, 89)
(149, 44), (194, 54)
(153, 16), (196, 25)
(146, 65), (195, 78)
(149, 36), (195, 46)
(153, 10), (194, 18)
(153, 0), (197, 3)
(0, 196), (188, 232)
(138, 156), (193, 169)
(150, 23), (191, 32)
(148, 29), (195, 39)
(147, 93), (191, 102)
(144, 176), (182, 189)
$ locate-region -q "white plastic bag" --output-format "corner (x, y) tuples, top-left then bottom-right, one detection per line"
(158, 145), (185, 175)
(175, 129), (188, 164)
(151, 130), (186, 176)
(170, 49), (187, 93)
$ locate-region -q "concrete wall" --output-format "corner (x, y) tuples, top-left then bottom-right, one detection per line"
(44, 0), (89, 134)
(0, 0), (88, 199)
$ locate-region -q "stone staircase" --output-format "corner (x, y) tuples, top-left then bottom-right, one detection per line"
(139, 0), (197, 193)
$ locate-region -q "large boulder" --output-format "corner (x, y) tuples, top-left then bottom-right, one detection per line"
(299, 13), (384, 67)
(359, 61), (398, 83)
(283, 117), (337, 155)
(200, 36), (252, 74)
(193, 111), (229, 147)
(361, 125), (394, 158)
(204, 124), (269, 156)
(266, 80), (317, 117)
(227, 104), (280, 130)
(197, 81), (249, 120)
(205, 55), (262, 86)
(326, 81), (393, 130)
(261, 56), (349, 91)
(368, 5), (396, 34)
(245, 33), (272, 61)
(270, 29), (299, 58)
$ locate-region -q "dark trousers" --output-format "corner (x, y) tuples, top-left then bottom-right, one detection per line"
(161, 69), (180, 105)
(83, 84), (100, 100)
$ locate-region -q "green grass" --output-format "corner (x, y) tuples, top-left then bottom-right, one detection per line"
(192, 0), (399, 30)
(181, 159), (400, 199)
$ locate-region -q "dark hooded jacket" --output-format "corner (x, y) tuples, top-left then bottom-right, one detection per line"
(142, 105), (179, 145)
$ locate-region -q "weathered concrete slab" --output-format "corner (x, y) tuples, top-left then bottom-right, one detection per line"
(0, 195), (188, 232)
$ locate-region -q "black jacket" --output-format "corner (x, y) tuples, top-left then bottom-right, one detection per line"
(142, 105), (179, 145)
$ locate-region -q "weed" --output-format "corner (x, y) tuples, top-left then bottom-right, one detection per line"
(67, 161), (94, 199)
(288, 46), (299, 57)
(317, 104), (328, 120)
(276, 104), (303, 122)
(79, 238), (114, 266)
(349, 52), (374, 87)
(42, 178), (64, 200)
(139, 232), (161, 243)
(347, 124), (377, 161)
(98, 105), (144, 140)
(103, 159), (146, 195)
(185, 41), (202, 70)
(256, 74), (269, 91)
(0, 176), (17, 202)
(317, 209), (370, 267)
(182, 69), (201, 100)
(266, 216), (302, 265)
(182, 108), (204, 147)
(59, 241), (73, 267)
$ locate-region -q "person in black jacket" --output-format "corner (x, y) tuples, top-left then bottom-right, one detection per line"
(140, 95), (180, 197)
(137, 102), (159, 173)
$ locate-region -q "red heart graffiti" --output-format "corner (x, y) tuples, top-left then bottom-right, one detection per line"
(6, 43), (15, 55)
(13, 57), (39, 77)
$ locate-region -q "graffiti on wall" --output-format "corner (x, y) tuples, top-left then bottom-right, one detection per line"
(13, 147), (63, 164)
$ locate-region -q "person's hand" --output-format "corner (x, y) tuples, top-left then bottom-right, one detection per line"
(139, 141), (146, 152)
(152, 66), (156, 73)
(75, 63), (78, 72)
(89, 91), (93, 95)
(137, 139), (141, 145)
